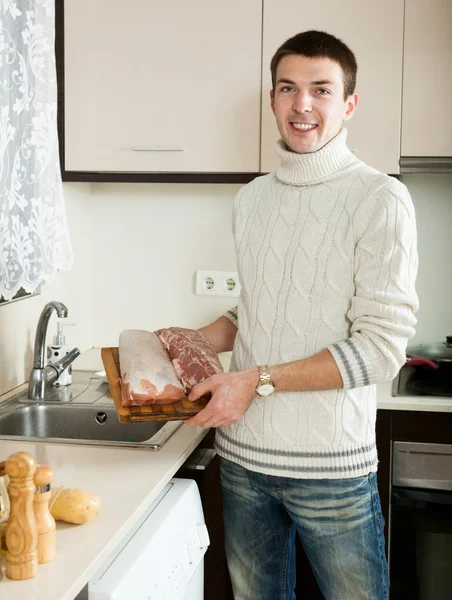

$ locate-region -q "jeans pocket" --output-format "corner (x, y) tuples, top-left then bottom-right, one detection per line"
(220, 456), (252, 493)
(367, 472), (385, 534)
(368, 472), (389, 595)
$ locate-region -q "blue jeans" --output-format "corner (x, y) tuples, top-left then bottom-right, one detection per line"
(220, 457), (389, 600)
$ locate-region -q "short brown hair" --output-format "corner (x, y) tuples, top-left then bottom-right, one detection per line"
(270, 30), (357, 100)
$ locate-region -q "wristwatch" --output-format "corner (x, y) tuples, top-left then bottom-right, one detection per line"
(255, 365), (276, 397)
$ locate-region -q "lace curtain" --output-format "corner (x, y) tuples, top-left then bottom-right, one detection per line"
(0, 0), (73, 301)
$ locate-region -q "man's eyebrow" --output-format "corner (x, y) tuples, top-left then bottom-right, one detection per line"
(275, 78), (336, 86)
(276, 78), (297, 85)
(312, 80), (335, 86)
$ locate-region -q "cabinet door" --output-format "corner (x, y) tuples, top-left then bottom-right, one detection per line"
(401, 0), (452, 157)
(64, 1), (262, 173)
(261, 0), (404, 174)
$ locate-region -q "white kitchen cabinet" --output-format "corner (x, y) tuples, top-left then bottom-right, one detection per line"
(401, 0), (452, 157)
(260, 0), (404, 174)
(63, 0), (262, 174)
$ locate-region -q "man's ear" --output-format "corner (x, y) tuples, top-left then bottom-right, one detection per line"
(343, 93), (359, 122)
(270, 89), (276, 115)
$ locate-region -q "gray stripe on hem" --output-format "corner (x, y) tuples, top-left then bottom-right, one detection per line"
(344, 338), (370, 386)
(215, 439), (376, 474)
(331, 343), (355, 387)
(216, 428), (376, 459)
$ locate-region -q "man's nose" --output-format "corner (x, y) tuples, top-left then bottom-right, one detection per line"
(293, 91), (312, 113)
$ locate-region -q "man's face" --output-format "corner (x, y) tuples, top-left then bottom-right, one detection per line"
(270, 54), (358, 154)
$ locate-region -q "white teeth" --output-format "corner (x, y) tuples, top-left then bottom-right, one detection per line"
(292, 123), (316, 131)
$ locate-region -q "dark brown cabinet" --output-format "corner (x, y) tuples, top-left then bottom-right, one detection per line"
(378, 409), (452, 543)
(176, 432), (233, 600)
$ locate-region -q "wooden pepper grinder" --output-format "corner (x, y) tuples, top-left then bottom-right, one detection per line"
(33, 465), (56, 564)
(5, 451), (38, 580)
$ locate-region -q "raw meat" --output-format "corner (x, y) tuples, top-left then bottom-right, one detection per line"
(156, 327), (223, 394)
(119, 329), (185, 406)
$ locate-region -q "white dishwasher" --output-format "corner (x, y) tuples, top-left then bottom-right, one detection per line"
(87, 478), (210, 600)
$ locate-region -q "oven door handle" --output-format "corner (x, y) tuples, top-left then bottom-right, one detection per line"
(393, 487), (452, 507)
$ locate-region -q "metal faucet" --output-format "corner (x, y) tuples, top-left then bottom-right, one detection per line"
(28, 301), (81, 401)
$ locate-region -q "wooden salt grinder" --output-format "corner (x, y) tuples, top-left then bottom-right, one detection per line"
(5, 451), (38, 580)
(33, 465), (56, 564)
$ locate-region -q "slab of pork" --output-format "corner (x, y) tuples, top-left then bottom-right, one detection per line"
(119, 329), (185, 406)
(156, 327), (223, 394)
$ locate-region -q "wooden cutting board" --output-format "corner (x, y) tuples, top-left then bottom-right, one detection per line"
(101, 347), (210, 423)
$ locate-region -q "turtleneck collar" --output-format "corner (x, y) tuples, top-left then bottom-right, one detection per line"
(275, 128), (358, 186)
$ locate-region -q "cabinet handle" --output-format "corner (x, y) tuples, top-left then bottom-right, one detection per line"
(132, 146), (184, 152)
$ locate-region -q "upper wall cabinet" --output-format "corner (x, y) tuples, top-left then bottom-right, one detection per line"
(401, 0), (452, 157)
(260, 0), (404, 174)
(62, 1), (262, 176)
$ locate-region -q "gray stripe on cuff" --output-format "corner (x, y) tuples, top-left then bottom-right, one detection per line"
(332, 343), (355, 388)
(344, 338), (370, 386)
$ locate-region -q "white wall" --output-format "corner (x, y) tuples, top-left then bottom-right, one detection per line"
(89, 183), (241, 346)
(0, 173), (450, 396)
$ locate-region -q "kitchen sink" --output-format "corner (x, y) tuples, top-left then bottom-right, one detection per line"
(0, 371), (183, 450)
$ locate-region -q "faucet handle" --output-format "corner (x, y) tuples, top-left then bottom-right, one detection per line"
(47, 348), (81, 382)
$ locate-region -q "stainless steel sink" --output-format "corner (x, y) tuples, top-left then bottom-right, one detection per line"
(0, 371), (183, 450)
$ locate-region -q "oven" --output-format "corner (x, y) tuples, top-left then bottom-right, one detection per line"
(389, 441), (452, 600)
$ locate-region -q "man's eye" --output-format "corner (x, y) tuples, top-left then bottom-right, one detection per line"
(281, 86), (295, 93)
(317, 88), (330, 95)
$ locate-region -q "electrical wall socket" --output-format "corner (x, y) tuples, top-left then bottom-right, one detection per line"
(195, 270), (241, 297)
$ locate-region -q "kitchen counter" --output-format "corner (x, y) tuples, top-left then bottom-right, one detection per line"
(0, 426), (208, 599)
(0, 347), (209, 599)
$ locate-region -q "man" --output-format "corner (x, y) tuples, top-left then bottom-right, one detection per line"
(186, 30), (418, 600)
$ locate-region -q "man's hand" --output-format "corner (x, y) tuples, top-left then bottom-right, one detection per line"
(185, 368), (259, 428)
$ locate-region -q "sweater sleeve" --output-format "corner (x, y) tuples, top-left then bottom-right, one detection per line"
(328, 178), (419, 389)
(223, 306), (238, 328)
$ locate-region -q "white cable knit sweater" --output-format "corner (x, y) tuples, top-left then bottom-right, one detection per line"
(215, 129), (419, 479)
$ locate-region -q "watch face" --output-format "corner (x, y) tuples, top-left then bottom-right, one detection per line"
(257, 383), (275, 397)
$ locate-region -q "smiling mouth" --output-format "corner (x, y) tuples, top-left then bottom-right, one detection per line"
(290, 123), (318, 132)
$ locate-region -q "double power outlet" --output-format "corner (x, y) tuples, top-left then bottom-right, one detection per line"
(195, 270), (241, 298)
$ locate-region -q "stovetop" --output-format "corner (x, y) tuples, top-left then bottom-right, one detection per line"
(394, 365), (452, 397)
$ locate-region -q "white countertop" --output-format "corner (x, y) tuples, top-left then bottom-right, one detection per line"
(0, 348), (208, 599)
(0, 427), (207, 599)
(376, 381), (452, 412)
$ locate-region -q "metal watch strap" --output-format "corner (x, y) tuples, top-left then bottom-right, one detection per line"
(258, 364), (272, 384)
